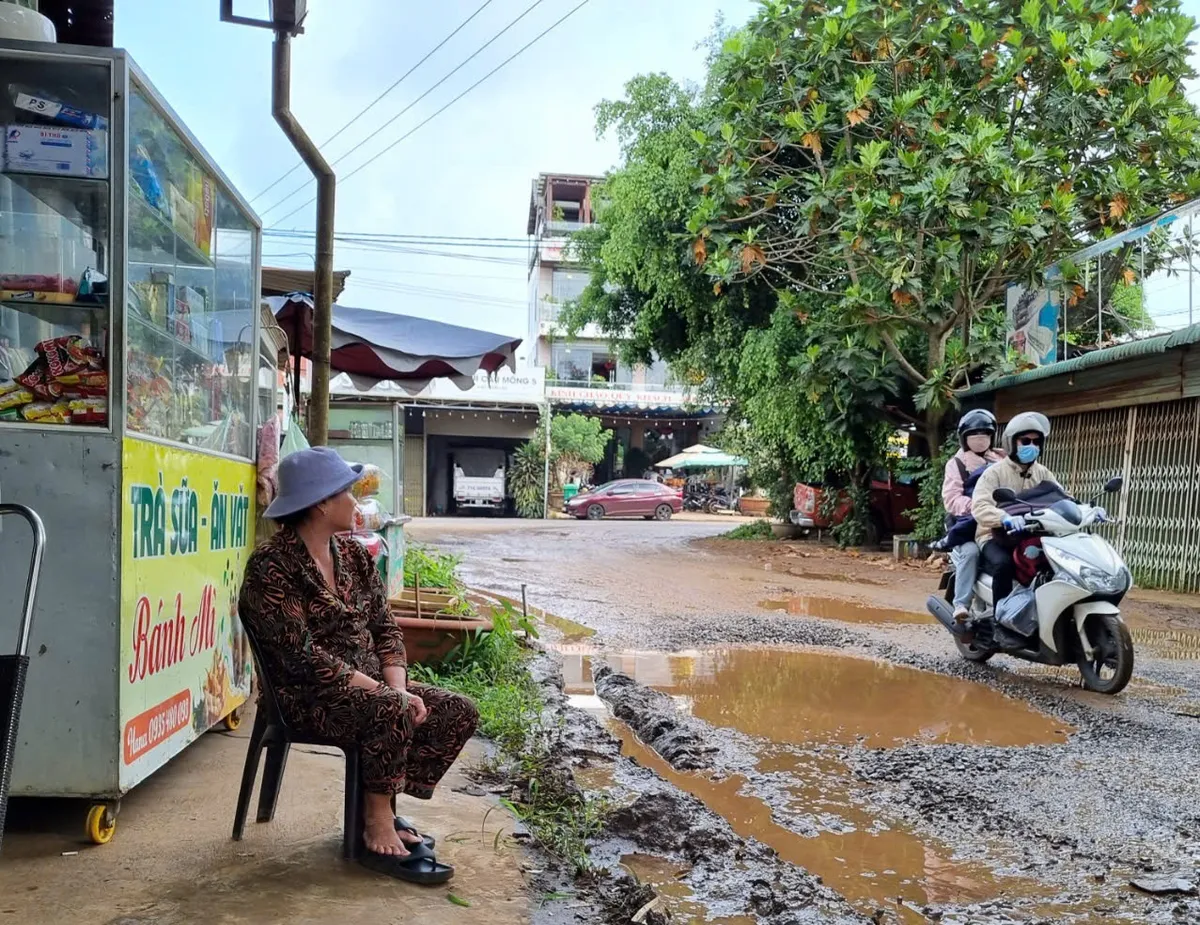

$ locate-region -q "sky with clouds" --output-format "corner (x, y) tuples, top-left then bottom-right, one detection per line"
(114, 0), (758, 352)
(114, 0), (1200, 347)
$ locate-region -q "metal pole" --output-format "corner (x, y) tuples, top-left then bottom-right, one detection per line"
(392, 402), (402, 516)
(1190, 215), (1195, 327)
(542, 402), (552, 519)
(1097, 257), (1103, 345)
(272, 30), (336, 446)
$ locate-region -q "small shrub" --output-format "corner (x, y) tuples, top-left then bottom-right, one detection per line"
(721, 519), (773, 540)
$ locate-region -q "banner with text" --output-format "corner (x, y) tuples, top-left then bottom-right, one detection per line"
(119, 438), (256, 791)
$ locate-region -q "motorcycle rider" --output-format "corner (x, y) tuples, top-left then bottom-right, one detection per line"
(942, 409), (1005, 623)
(971, 411), (1063, 608)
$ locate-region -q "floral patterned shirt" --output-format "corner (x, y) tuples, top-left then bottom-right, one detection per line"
(238, 526), (406, 697)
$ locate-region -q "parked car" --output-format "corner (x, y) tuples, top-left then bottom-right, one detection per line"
(565, 479), (682, 521)
(790, 470), (918, 543)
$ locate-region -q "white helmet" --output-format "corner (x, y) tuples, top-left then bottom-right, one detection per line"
(1002, 411), (1050, 457)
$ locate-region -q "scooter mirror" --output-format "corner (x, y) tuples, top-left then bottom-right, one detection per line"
(993, 488), (1018, 504)
(1104, 476), (1123, 493)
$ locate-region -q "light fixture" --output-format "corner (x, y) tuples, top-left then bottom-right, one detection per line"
(219, 0), (309, 34)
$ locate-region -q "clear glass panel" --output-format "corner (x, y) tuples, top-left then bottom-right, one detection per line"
(125, 81), (255, 457)
(551, 268), (589, 303)
(551, 343), (592, 381)
(0, 55), (111, 427)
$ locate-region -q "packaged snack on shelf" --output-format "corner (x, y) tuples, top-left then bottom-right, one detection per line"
(0, 383), (33, 411)
(351, 464), (385, 500)
(21, 401), (71, 424)
(0, 274), (77, 294)
(76, 268), (108, 302)
(68, 397), (107, 425)
(9, 85), (109, 131)
(5, 124), (108, 178)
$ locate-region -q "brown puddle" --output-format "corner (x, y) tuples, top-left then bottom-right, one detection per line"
(613, 721), (1013, 924)
(566, 646), (1072, 748)
(619, 853), (755, 925)
(759, 595), (932, 625)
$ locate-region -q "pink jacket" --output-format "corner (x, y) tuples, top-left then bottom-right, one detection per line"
(942, 448), (1005, 517)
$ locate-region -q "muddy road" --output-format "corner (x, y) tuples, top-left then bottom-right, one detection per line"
(411, 517), (1200, 925)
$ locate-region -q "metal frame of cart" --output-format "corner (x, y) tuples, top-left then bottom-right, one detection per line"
(0, 38), (271, 844)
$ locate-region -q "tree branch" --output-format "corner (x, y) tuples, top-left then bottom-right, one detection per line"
(879, 330), (927, 386)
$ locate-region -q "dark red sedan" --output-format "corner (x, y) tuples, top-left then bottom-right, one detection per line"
(565, 479), (683, 521)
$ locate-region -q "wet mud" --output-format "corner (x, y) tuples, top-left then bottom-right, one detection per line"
(417, 520), (1200, 924)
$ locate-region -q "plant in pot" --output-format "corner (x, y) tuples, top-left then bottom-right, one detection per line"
(394, 544), (492, 665)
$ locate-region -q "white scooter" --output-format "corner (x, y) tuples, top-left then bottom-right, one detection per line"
(927, 477), (1135, 695)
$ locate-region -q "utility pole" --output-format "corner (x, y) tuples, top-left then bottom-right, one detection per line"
(220, 0), (335, 445)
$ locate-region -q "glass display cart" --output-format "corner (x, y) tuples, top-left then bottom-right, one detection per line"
(0, 38), (266, 844)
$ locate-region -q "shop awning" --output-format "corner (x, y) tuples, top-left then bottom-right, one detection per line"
(267, 293), (522, 391)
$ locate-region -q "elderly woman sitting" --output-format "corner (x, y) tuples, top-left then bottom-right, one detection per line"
(239, 447), (477, 883)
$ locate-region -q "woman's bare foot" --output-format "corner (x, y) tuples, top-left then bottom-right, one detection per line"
(364, 794), (408, 856)
(396, 826), (424, 847)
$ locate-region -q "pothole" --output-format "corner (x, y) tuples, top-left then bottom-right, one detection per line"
(569, 647), (1089, 924)
(759, 595), (932, 626)
(567, 646), (1072, 748)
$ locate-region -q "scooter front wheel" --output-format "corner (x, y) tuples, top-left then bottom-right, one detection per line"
(955, 638), (995, 663)
(1077, 614), (1134, 695)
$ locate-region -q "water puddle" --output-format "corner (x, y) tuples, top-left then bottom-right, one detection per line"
(618, 853), (755, 925)
(612, 720), (1013, 924)
(759, 595), (931, 625)
(565, 646), (1071, 748)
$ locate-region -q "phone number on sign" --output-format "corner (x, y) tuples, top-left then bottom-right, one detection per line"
(123, 689), (192, 765)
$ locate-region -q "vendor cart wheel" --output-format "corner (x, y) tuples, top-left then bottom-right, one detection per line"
(222, 708), (243, 731)
(85, 804), (117, 845)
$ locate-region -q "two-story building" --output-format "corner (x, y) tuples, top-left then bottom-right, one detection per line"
(525, 173), (721, 481)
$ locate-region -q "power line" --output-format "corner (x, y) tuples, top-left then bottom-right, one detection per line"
(269, 0), (594, 228)
(264, 228), (533, 243)
(259, 0), (554, 218)
(251, 0), (499, 203)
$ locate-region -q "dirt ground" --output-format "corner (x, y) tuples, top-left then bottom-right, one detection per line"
(0, 724), (529, 925)
(411, 516), (1200, 925)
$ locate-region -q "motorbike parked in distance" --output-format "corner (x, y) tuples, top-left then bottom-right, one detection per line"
(927, 477), (1134, 695)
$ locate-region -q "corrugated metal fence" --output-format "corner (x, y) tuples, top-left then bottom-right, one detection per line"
(1044, 398), (1200, 592)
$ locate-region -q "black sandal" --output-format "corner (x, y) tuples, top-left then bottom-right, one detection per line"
(394, 816), (436, 849)
(359, 847), (453, 885)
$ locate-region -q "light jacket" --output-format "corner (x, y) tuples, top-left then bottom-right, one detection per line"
(971, 456), (1061, 544)
(941, 449), (1005, 517)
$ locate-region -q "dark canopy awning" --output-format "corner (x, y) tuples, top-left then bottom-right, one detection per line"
(267, 293), (522, 392)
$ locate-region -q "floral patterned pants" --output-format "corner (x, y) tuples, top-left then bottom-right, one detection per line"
(284, 681), (478, 797)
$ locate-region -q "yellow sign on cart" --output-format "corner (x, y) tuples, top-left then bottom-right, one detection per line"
(118, 437), (255, 791)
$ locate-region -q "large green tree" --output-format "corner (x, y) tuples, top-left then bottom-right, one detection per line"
(690, 0), (1200, 440)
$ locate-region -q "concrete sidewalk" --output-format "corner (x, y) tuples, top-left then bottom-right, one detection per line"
(0, 712), (530, 925)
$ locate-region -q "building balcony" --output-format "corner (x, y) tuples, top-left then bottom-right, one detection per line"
(545, 377), (698, 409)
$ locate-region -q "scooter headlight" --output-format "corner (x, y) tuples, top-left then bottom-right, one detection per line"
(1079, 565), (1128, 595)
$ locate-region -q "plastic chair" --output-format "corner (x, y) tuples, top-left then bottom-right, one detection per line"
(231, 627), (364, 859)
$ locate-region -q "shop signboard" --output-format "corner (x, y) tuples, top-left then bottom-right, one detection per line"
(118, 437), (255, 791)
(545, 384), (695, 408)
(331, 366), (546, 406)
(1006, 284), (1060, 367)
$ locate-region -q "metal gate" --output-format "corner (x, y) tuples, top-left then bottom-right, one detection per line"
(1044, 397), (1200, 592)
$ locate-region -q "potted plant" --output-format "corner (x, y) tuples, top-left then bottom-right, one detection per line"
(394, 545), (492, 664)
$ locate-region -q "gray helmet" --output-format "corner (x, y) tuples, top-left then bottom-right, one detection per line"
(1002, 411), (1051, 457)
(957, 408), (997, 449)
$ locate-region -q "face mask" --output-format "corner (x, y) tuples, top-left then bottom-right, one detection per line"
(966, 434), (992, 454)
(1016, 444), (1040, 464)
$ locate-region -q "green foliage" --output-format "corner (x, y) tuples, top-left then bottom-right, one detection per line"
(412, 599), (605, 873)
(571, 0), (1200, 476)
(403, 543), (464, 591)
(551, 414), (613, 465)
(509, 441), (547, 519)
(901, 434), (961, 542)
(721, 519), (773, 540)
(508, 413), (614, 518)
(690, 0), (1200, 431)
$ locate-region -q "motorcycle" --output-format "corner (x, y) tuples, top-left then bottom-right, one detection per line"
(926, 477), (1135, 695)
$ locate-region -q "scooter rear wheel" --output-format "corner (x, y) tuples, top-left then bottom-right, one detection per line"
(1077, 614), (1134, 695)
